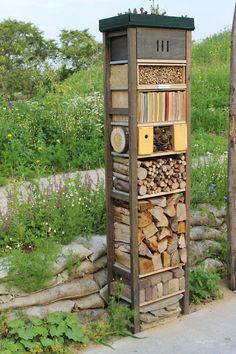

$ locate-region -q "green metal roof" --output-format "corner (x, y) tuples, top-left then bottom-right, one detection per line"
(99, 14), (194, 32)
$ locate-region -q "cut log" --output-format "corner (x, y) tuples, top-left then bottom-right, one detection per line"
(157, 227), (171, 241)
(139, 258), (154, 275)
(171, 250), (180, 266)
(139, 242), (153, 258)
(115, 249), (130, 268)
(167, 194), (182, 206)
(138, 229), (145, 244)
(138, 211), (153, 228)
(113, 172), (129, 182)
(152, 253), (163, 271)
(179, 248), (187, 263)
(113, 178), (129, 193)
(138, 185), (147, 196)
(162, 252), (171, 268)
(157, 238), (168, 253)
(177, 203), (187, 221)
(164, 204), (176, 217)
(74, 294), (104, 310)
(150, 207), (168, 227)
(142, 223), (158, 239)
(138, 200), (153, 212)
(138, 167), (148, 180)
(178, 234), (186, 249)
(110, 127), (129, 153)
(0, 279), (99, 311)
(113, 162), (129, 175)
(178, 221), (186, 234)
(150, 197), (167, 208)
(170, 217), (179, 232)
(145, 236), (159, 252)
(167, 235), (178, 255)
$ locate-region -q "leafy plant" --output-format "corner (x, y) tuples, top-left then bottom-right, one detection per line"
(0, 312), (89, 353)
(189, 267), (222, 304)
(6, 239), (60, 293)
(65, 252), (81, 277)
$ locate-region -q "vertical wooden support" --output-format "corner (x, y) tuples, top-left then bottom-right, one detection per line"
(103, 33), (114, 297)
(228, 3), (236, 291)
(183, 30), (192, 314)
(128, 27), (140, 333)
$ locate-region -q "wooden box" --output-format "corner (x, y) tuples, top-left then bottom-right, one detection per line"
(138, 127), (154, 155)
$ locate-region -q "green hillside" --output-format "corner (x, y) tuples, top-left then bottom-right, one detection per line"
(0, 30), (231, 181)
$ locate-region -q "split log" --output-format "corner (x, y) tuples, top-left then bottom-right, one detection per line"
(157, 227), (171, 241)
(178, 221), (186, 234)
(139, 211), (153, 228)
(167, 235), (178, 255)
(0, 279), (99, 311)
(74, 294), (104, 310)
(157, 238), (168, 253)
(139, 242), (153, 258)
(150, 207), (168, 227)
(152, 253), (163, 271)
(138, 200), (153, 211)
(113, 178), (129, 193)
(162, 252), (171, 268)
(145, 236), (159, 252)
(178, 234), (186, 249)
(139, 258), (154, 275)
(150, 197), (167, 207)
(177, 203), (187, 221)
(171, 250), (180, 266)
(142, 223), (158, 239)
(170, 217), (178, 232)
(179, 248), (187, 263)
(164, 204), (176, 217)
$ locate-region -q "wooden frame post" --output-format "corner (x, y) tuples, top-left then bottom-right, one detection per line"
(228, 2), (236, 290)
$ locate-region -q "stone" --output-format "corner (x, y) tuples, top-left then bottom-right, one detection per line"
(150, 307), (181, 318)
(74, 294), (105, 310)
(201, 258), (224, 271)
(190, 240), (221, 266)
(161, 271), (173, 283)
(168, 278), (179, 293)
(190, 226), (221, 241)
(93, 269), (108, 288)
(190, 210), (209, 226)
(24, 300), (76, 318)
(76, 309), (108, 324)
(171, 268), (184, 278)
(166, 302), (181, 311)
(140, 294), (183, 313)
(140, 312), (157, 323)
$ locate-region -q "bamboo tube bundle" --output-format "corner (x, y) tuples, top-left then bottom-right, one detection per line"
(139, 66), (184, 85)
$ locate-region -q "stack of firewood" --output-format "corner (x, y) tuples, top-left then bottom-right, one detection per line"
(114, 194), (187, 275)
(112, 155), (187, 196)
(138, 65), (183, 85)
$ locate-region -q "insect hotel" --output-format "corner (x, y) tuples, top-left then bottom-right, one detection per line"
(99, 13), (194, 332)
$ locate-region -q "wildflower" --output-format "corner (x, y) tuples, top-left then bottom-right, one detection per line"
(56, 139), (61, 144)
(38, 146), (43, 151)
(6, 133), (12, 139)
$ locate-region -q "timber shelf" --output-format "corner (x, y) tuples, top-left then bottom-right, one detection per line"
(120, 290), (185, 307)
(138, 84), (186, 91)
(111, 189), (186, 202)
(139, 264), (185, 278)
(137, 59), (187, 65)
(137, 120), (186, 127)
(138, 150), (186, 159)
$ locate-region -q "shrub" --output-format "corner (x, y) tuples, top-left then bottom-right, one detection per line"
(189, 267), (221, 304)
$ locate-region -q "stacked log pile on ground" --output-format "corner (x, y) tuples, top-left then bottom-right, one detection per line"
(114, 194), (187, 275)
(0, 236), (108, 321)
(112, 155), (186, 196)
(138, 65), (184, 85)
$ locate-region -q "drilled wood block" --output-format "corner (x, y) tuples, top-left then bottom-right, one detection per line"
(173, 124), (187, 151)
(140, 288), (146, 303)
(179, 277), (185, 290)
(161, 271), (173, 283)
(145, 287), (152, 302)
(168, 278), (180, 294)
(152, 285), (158, 299)
(150, 273), (162, 286)
(138, 127), (154, 155)
(171, 268), (185, 279)
(139, 65), (184, 85)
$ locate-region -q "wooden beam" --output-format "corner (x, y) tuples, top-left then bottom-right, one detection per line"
(228, 3), (236, 290)
(182, 30), (192, 314)
(128, 27), (140, 333)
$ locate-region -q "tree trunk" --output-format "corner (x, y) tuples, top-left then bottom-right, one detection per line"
(228, 2), (236, 290)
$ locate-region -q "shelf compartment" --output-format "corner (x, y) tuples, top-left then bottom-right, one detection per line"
(138, 65), (186, 86)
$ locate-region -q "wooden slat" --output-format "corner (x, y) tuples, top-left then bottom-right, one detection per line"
(137, 59), (187, 65)
(110, 108), (129, 116)
(111, 190), (130, 202)
(103, 33), (114, 300)
(182, 30), (192, 316)
(138, 84), (186, 91)
(110, 60), (128, 65)
(140, 290), (185, 307)
(107, 30), (127, 38)
(138, 150), (186, 159)
(137, 121), (186, 127)
(138, 189), (186, 200)
(128, 27), (140, 333)
(139, 264), (185, 278)
(111, 122), (129, 127)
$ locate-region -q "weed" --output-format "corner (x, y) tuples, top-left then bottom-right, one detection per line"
(65, 252), (81, 277)
(189, 267), (222, 304)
